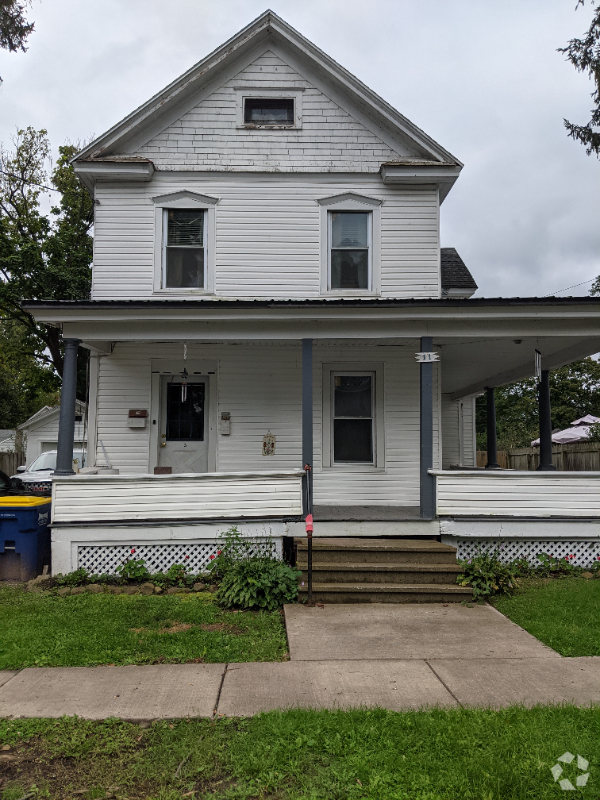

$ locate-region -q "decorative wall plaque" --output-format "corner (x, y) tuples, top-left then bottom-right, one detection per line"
(262, 430), (276, 456)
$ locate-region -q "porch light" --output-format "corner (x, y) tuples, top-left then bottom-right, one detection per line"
(180, 367), (188, 403)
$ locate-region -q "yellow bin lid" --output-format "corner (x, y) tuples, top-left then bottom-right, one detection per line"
(0, 496), (51, 507)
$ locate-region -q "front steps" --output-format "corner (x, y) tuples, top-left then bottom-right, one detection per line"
(295, 538), (472, 603)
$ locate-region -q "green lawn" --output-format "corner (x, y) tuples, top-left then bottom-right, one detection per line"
(492, 577), (600, 657)
(0, 587), (287, 668)
(1, 707), (599, 799)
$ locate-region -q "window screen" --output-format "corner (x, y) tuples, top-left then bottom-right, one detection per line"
(166, 383), (205, 441)
(329, 211), (370, 290)
(165, 209), (205, 288)
(244, 98), (294, 125)
(332, 374), (374, 463)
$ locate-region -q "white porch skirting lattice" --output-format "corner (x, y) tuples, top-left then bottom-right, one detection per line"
(77, 538), (283, 575)
(443, 537), (600, 568)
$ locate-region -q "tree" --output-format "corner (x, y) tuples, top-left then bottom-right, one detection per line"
(476, 357), (600, 450)
(0, 0), (34, 84)
(0, 315), (59, 428)
(559, 0), (600, 156)
(0, 127), (93, 382)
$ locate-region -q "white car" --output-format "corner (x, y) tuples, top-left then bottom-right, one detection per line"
(12, 450), (87, 492)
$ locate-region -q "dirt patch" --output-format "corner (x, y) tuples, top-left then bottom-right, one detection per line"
(159, 622), (193, 634)
(200, 623), (243, 635)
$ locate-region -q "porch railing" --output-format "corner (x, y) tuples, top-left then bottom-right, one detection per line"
(51, 470), (305, 524)
(431, 469), (600, 518)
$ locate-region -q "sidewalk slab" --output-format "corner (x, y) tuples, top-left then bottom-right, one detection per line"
(284, 603), (559, 661)
(0, 672), (18, 688)
(217, 660), (457, 716)
(429, 657), (600, 708)
(0, 664), (225, 721)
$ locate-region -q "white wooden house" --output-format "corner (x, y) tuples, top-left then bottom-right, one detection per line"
(17, 401), (86, 466)
(25, 11), (600, 581)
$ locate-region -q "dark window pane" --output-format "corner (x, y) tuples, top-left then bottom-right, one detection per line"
(334, 376), (372, 417)
(331, 212), (368, 248)
(167, 209), (203, 247)
(244, 98), (294, 125)
(166, 248), (204, 288)
(331, 249), (369, 289)
(334, 419), (373, 462)
(166, 383), (205, 441)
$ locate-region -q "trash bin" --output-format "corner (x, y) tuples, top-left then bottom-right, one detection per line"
(0, 497), (52, 581)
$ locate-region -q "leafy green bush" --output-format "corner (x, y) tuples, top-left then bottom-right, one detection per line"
(534, 552), (582, 577)
(55, 568), (89, 587)
(456, 551), (518, 601)
(217, 557), (301, 611)
(116, 558), (150, 582)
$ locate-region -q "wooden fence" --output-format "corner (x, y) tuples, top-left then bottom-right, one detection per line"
(0, 452), (26, 477)
(477, 441), (600, 471)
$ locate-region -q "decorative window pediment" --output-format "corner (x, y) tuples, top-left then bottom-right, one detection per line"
(317, 192), (383, 208)
(152, 190), (219, 208)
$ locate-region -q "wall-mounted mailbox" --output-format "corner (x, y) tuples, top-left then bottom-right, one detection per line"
(219, 411), (231, 435)
(154, 466), (172, 475)
(128, 409), (148, 428)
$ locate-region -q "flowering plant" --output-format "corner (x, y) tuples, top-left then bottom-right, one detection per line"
(456, 550), (519, 601)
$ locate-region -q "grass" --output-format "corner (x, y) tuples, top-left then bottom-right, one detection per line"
(492, 577), (600, 657)
(0, 586), (287, 669)
(0, 706), (599, 799)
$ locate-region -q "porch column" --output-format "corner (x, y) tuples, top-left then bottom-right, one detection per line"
(485, 387), (500, 469)
(302, 338), (313, 515)
(537, 369), (556, 471)
(55, 338), (81, 476)
(420, 336), (435, 519)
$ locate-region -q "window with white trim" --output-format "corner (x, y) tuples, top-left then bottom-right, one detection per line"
(329, 211), (371, 290)
(331, 372), (375, 464)
(244, 98), (294, 126)
(163, 208), (207, 289)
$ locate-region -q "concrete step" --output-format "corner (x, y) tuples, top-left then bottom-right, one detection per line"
(297, 562), (463, 584)
(297, 582), (473, 604)
(295, 538), (459, 565)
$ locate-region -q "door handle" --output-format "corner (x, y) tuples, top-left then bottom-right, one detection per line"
(160, 442), (166, 447)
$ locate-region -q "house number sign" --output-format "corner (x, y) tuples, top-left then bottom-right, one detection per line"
(262, 431), (276, 456)
(415, 352), (440, 363)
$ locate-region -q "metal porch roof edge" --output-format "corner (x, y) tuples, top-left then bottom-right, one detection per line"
(21, 296), (600, 311)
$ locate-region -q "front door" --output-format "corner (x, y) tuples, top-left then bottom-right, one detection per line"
(159, 378), (209, 473)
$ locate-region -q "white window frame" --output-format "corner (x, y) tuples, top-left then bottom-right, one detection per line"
(152, 190), (218, 295)
(322, 362), (385, 470)
(235, 87), (304, 129)
(317, 193), (382, 296)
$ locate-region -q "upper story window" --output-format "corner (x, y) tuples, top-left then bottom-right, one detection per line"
(164, 209), (206, 289)
(152, 190), (218, 295)
(244, 98), (294, 126)
(329, 211), (371, 290)
(317, 193), (382, 296)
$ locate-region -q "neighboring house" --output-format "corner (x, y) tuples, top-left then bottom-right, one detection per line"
(17, 402), (87, 466)
(0, 430), (16, 453)
(24, 12), (600, 578)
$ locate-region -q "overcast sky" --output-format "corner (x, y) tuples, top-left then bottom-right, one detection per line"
(1, 0), (598, 298)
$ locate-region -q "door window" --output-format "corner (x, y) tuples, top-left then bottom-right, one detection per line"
(166, 383), (205, 441)
(332, 374), (374, 463)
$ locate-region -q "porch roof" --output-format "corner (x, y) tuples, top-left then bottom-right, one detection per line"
(24, 297), (600, 400)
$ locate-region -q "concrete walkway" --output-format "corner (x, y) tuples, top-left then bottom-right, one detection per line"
(0, 604), (598, 719)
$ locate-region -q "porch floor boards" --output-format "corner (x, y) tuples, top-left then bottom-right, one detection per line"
(296, 538), (471, 603)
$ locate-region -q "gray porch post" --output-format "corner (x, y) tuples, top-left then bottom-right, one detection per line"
(302, 338), (313, 515)
(485, 387), (500, 469)
(55, 338), (80, 476)
(420, 336), (435, 519)
(537, 369), (556, 471)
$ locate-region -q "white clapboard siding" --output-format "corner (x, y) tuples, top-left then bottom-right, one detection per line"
(434, 470), (600, 517)
(137, 51), (408, 172)
(460, 397), (476, 468)
(92, 174), (440, 301)
(93, 340), (434, 507)
(52, 471), (304, 523)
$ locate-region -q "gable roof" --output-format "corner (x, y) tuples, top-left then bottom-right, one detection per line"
(74, 10), (461, 170)
(440, 248), (478, 294)
(18, 400), (87, 431)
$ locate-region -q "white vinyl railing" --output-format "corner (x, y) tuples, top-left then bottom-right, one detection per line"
(432, 469), (600, 518)
(52, 470), (304, 524)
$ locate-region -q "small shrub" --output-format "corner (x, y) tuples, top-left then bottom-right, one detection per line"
(116, 558), (150, 582)
(534, 552), (582, 577)
(208, 525), (268, 578)
(55, 568), (89, 587)
(217, 557), (301, 611)
(456, 551), (518, 601)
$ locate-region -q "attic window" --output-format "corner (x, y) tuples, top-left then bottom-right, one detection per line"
(244, 98), (294, 126)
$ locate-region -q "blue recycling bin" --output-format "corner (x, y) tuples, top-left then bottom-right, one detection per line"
(0, 497), (52, 581)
